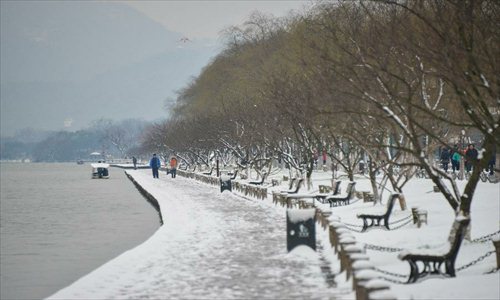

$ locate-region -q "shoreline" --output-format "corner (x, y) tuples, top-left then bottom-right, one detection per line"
(124, 171), (163, 225)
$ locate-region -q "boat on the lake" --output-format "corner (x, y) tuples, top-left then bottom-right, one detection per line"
(91, 162), (110, 179)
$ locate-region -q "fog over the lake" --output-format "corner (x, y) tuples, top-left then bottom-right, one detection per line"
(0, 0), (307, 137)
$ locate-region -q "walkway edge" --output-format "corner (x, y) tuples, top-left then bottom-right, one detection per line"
(125, 171), (163, 225)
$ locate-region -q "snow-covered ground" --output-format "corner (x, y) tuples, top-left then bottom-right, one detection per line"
(49, 168), (499, 299)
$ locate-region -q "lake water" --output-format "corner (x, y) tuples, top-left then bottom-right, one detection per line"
(0, 162), (161, 300)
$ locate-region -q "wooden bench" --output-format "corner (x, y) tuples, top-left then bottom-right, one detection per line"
(281, 177), (296, 192)
(285, 180), (341, 206)
(318, 184), (332, 194)
(357, 194), (400, 232)
(229, 170), (238, 180)
(284, 178), (303, 194)
(272, 178), (303, 206)
(315, 181), (341, 204)
(249, 172), (268, 185)
(326, 182), (356, 207)
(202, 167), (213, 176)
(398, 216), (470, 283)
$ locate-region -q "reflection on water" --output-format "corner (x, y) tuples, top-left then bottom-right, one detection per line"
(0, 162), (160, 300)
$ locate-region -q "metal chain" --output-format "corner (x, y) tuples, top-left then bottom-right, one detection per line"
(390, 218), (414, 230)
(389, 214), (413, 225)
(373, 266), (408, 278)
(343, 224), (364, 233)
(457, 251), (496, 272)
(376, 275), (407, 284)
(469, 231), (500, 244)
(364, 243), (404, 252)
(342, 221), (364, 228)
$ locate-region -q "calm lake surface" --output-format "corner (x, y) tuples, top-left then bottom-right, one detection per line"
(0, 162), (160, 300)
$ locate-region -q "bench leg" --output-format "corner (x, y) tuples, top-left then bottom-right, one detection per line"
(361, 218), (368, 232)
(445, 260), (456, 277)
(383, 216), (390, 230)
(407, 260), (419, 283)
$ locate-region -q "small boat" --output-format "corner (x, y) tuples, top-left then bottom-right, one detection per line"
(91, 162), (110, 179)
(77, 160), (84, 165)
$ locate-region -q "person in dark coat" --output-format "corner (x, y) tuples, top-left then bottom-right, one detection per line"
(132, 156), (137, 170)
(150, 154), (161, 178)
(440, 147), (451, 172)
(487, 146), (496, 175)
(465, 144), (478, 173)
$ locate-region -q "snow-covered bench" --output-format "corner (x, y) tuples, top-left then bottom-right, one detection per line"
(356, 194), (399, 232)
(202, 166), (214, 176)
(315, 181), (341, 204)
(327, 182), (356, 207)
(281, 178), (303, 194)
(283, 180), (342, 208)
(272, 178), (304, 206)
(249, 172), (268, 185)
(229, 170), (238, 180)
(398, 216), (470, 283)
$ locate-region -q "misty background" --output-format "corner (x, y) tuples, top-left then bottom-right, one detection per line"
(0, 1), (219, 160)
(1, 1), (219, 135)
(0, 1), (307, 161)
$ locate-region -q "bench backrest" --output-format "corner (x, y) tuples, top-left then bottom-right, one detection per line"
(319, 185), (332, 194)
(385, 194), (399, 216)
(260, 172), (268, 183)
(446, 217), (470, 260)
(205, 166), (213, 175)
(345, 182), (356, 198)
(333, 180), (341, 195)
(230, 170), (238, 180)
(291, 178), (304, 193)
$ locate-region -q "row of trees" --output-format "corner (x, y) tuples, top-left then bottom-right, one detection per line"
(1, 119), (149, 162)
(141, 1), (499, 219)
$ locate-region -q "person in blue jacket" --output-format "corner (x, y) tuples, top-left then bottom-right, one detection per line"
(150, 153), (161, 178)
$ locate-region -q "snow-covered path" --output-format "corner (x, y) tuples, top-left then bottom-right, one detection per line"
(49, 170), (335, 299)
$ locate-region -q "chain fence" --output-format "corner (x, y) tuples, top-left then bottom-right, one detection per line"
(372, 267), (408, 284)
(343, 224), (364, 233)
(456, 251), (496, 272)
(390, 217), (414, 230)
(364, 243), (404, 252)
(340, 214), (414, 233)
(389, 214), (413, 225)
(469, 230), (500, 244)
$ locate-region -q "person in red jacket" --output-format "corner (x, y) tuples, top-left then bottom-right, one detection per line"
(169, 156), (178, 178)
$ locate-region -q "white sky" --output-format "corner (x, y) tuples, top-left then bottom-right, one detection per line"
(120, 0), (311, 39)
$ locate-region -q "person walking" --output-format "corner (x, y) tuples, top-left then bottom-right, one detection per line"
(465, 144), (478, 173)
(451, 145), (461, 173)
(169, 156), (178, 178)
(132, 156), (137, 170)
(440, 147), (450, 172)
(487, 146), (496, 176)
(150, 154), (161, 178)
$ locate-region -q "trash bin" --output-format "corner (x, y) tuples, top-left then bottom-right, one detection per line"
(286, 209), (316, 252)
(220, 175), (232, 193)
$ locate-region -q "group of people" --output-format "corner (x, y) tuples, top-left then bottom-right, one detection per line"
(440, 143), (496, 175)
(149, 153), (178, 179)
